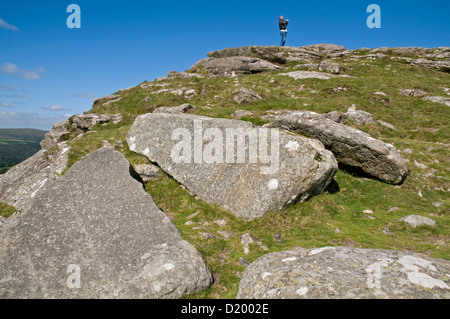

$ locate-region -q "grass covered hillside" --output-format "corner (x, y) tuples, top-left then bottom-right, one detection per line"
(0, 129), (47, 174)
(13, 45), (450, 298)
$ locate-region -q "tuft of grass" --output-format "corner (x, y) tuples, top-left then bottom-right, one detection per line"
(0, 202), (17, 218)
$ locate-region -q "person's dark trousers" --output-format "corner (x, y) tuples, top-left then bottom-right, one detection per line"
(280, 31), (287, 46)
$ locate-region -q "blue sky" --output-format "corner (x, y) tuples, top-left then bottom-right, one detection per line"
(1, 0), (449, 130)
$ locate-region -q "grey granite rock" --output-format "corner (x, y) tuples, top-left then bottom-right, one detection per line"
(399, 215), (436, 227)
(127, 113), (338, 220)
(191, 56), (280, 78)
(232, 88), (262, 104)
(345, 110), (375, 125)
(279, 71), (334, 80)
(422, 96), (450, 107)
(0, 142), (70, 211)
(134, 163), (161, 182)
(399, 89), (429, 98)
(231, 110), (254, 119)
(40, 119), (71, 151)
(262, 110), (408, 184)
(153, 103), (197, 114)
(237, 246), (450, 299)
(377, 120), (396, 130)
(92, 94), (122, 107)
(71, 113), (122, 131)
(324, 111), (346, 124)
(0, 147), (212, 298)
(207, 46), (287, 64)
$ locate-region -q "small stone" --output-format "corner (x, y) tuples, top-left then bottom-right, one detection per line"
(232, 88), (262, 104)
(199, 232), (214, 239)
(433, 202), (444, 208)
(382, 226), (393, 235)
(345, 110), (375, 125)
(187, 211), (200, 220)
(399, 89), (428, 98)
(192, 226), (208, 230)
(184, 221), (195, 226)
(273, 233), (282, 243)
(239, 257), (251, 267)
(217, 231), (231, 239)
(241, 233), (268, 255)
(414, 160), (429, 170)
(231, 109), (254, 119)
(153, 103), (196, 114)
(402, 148), (413, 154)
(134, 164), (161, 182)
(398, 215), (436, 227)
(214, 219), (227, 226)
(377, 120), (396, 130)
(387, 207), (399, 213)
(363, 210), (374, 214)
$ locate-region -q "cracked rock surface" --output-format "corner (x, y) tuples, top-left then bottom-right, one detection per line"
(0, 147), (212, 298)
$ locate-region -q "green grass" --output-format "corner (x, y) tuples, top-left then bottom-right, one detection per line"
(0, 202), (17, 219)
(59, 49), (449, 298)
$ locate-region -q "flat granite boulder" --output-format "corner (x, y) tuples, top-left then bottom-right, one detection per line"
(263, 110), (408, 184)
(127, 113), (338, 220)
(237, 246), (450, 299)
(0, 147), (212, 298)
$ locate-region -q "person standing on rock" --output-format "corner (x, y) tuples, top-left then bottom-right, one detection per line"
(279, 16), (289, 46)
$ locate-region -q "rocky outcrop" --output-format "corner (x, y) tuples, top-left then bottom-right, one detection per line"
(262, 110), (408, 184)
(40, 120), (71, 150)
(294, 62), (344, 74)
(392, 56), (450, 73)
(207, 46), (287, 64)
(301, 44), (348, 57)
(92, 94), (122, 107)
(207, 44), (349, 65)
(191, 56), (280, 78)
(71, 113), (123, 131)
(237, 246), (450, 299)
(0, 142), (70, 211)
(156, 71), (204, 81)
(152, 87), (197, 99)
(153, 103), (197, 114)
(127, 113), (338, 220)
(232, 88), (262, 104)
(0, 147), (212, 298)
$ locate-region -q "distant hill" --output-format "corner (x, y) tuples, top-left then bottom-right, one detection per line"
(0, 128), (47, 174)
